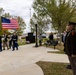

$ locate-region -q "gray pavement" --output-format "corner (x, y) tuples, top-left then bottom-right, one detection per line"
(0, 44), (69, 75)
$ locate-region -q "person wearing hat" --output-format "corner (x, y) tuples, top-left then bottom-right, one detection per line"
(64, 22), (76, 75)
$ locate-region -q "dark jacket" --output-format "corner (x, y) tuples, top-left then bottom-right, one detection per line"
(4, 35), (8, 42)
(64, 29), (76, 56)
(49, 33), (53, 40)
(12, 35), (18, 43)
(0, 36), (2, 43)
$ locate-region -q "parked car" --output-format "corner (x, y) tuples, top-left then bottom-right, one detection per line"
(42, 34), (46, 38)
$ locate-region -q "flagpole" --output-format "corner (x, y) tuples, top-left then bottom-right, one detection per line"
(30, 8), (31, 19)
(30, 8), (31, 32)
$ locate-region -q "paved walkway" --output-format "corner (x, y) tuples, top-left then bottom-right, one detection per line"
(0, 44), (69, 75)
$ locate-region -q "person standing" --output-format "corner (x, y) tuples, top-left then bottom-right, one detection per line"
(12, 32), (18, 51)
(8, 35), (12, 49)
(64, 22), (76, 75)
(3, 34), (9, 50)
(48, 32), (54, 45)
(49, 32), (54, 41)
(62, 31), (66, 43)
(0, 35), (2, 52)
(39, 34), (42, 46)
(63, 26), (72, 69)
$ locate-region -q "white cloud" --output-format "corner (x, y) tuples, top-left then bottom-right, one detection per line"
(0, 0), (34, 33)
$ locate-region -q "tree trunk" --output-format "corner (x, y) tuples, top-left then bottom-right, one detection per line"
(58, 28), (62, 44)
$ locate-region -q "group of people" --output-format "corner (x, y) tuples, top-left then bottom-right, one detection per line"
(62, 22), (76, 75)
(0, 32), (18, 52)
(38, 32), (54, 46)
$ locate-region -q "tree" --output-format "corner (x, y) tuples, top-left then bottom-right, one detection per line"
(30, 12), (50, 34)
(0, 8), (4, 16)
(17, 16), (26, 35)
(0, 8), (4, 35)
(33, 0), (76, 42)
(2, 13), (11, 19)
(33, 0), (76, 31)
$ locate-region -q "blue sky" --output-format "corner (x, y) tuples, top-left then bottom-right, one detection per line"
(0, 0), (34, 33)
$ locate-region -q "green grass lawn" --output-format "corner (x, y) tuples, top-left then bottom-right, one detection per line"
(47, 44), (65, 54)
(43, 40), (65, 54)
(41, 41), (73, 75)
(36, 61), (73, 75)
(18, 39), (26, 45)
(42, 38), (65, 54)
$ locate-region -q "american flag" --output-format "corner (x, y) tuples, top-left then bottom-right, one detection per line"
(1, 17), (19, 30)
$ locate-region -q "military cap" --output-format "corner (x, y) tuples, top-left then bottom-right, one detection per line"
(69, 22), (76, 26)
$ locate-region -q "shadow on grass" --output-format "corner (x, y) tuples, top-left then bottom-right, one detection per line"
(36, 61), (73, 75)
(44, 43), (65, 54)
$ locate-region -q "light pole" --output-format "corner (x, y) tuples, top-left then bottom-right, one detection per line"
(35, 24), (38, 47)
(30, 8), (31, 19)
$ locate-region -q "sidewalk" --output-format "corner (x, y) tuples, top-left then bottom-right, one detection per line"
(0, 44), (69, 75)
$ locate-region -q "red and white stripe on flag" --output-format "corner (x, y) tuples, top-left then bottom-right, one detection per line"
(2, 19), (19, 30)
